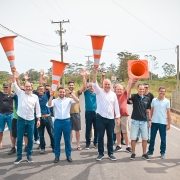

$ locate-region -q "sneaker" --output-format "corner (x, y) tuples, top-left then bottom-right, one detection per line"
(34, 140), (40, 145)
(130, 154), (136, 160)
(160, 153), (165, 159)
(136, 138), (139, 142)
(142, 154), (150, 161)
(27, 156), (33, 163)
(14, 157), (22, 164)
(85, 144), (90, 150)
(109, 154), (117, 161)
(93, 144), (97, 149)
(96, 155), (104, 161)
(40, 149), (45, 154)
(114, 145), (122, 152)
(146, 151), (153, 156)
(126, 147), (132, 153)
(24, 146), (27, 152)
(8, 147), (16, 155)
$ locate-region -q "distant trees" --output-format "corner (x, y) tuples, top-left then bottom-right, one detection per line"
(162, 63), (176, 77)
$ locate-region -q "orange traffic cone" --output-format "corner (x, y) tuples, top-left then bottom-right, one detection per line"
(0, 36), (17, 70)
(88, 35), (106, 69)
(128, 60), (149, 81)
(50, 60), (69, 91)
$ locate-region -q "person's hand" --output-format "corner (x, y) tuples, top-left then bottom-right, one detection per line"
(65, 88), (71, 94)
(24, 73), (29, 81)
(101, 70), (106, 76)
(50, 90), (54, 97)
(85, 68), (90, 75)
(80, 69), (85, 76)
(36, 119), (40, 128)
(14, 71), (19, 79)
(166, 123), (170, 130)
(94, 67), (98, 73)
(116, 118), (120, 126)
(8, 76), (13, 84)
(11, 67), (16, 73)
(42, 77), (47, 84)
(148, 121), (152, 127)
(40, 69), (44, 76)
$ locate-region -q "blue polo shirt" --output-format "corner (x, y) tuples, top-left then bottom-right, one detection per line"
(151, 97), (170, 125)
(84, 89), (97, 111)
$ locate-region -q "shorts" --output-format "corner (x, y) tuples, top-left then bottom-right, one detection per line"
(130, 120), (148, 140)
(0, 113), (13, 132)
(70, 113), (81, 131)
(114, 116), (129, 133)
(12, 118), (27, 138)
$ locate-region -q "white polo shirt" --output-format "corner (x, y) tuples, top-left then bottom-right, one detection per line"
(151, 97), (170, 125)
(92, 82), (120, 119)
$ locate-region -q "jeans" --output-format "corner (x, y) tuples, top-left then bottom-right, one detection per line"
(17, 117), (35, 158)
(96, 114), (115, 156)
(54, 119), (71, 158)
(38, 116), (54, 150)
(0, 113), (13, 132)
(34, 118), (40, 141)
(85, 111), (98, 145)
(148, 123), (166, 154)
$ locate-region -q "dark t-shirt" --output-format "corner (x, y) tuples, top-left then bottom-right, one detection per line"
(131, 94), (151, 121)
(0, 91), (13, 114)
(145, 92), (154, 104)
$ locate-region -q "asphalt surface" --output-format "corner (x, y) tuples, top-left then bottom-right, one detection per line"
(0, 94), (180, 180)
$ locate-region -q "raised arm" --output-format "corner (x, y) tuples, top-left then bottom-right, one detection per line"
(100, 70), (105, 88)
(79, 69), (86, 93)
(8, 76), (13, 96)
(93, 68), (98, 83)
(39, 69), (44, 86)
(47, 90), (54, 107)
(12, 71), (22, 95)
(24, 73), (30, 83)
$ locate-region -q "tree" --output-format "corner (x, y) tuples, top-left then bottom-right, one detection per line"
(0, 71), (11, 84)
(117, 51), (139, 81)
(144, 55), (158, 80)
(162, 63), (176, 77)
(85, 59), (94, 72)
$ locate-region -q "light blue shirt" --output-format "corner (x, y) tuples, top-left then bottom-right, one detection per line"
(151, 97), (170, 125)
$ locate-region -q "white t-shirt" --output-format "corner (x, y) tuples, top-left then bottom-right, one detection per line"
(151, 97), (170, 125)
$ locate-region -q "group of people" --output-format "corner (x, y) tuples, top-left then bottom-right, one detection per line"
(0, 67), (171, 164)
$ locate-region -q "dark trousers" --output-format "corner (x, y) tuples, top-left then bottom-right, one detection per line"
(148, 122), (167, 154)
(38, 116), (54, 150)
(96, 114), (115, 156)
(85, 111), (98, 145)
(34, 118), (40, 141)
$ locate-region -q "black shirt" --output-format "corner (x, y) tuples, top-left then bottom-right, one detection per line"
(131, 94), (151, 121)
(145, 92), (154, 104)
(0, 91), (13, 114)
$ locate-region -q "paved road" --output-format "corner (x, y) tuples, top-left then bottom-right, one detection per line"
(0, 94), (180, 180)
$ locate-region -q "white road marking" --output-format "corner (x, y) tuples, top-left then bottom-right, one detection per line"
(171, 124), (180, 131)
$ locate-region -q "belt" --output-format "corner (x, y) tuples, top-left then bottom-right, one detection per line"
(41, 114), (50, 118)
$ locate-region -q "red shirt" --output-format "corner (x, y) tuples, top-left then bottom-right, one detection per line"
(117, 91), (129, 117)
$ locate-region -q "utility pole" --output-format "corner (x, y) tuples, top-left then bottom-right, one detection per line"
(177, 45), (179, 91)
(52, 20), (70, 87)
(85, 55), (93, 82)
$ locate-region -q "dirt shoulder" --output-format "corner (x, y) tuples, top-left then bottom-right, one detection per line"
(171, 111), (180, 127)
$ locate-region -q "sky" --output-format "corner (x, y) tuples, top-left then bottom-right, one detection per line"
(0, 0), (180, 77)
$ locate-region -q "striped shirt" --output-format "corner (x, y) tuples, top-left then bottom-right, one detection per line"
(92, 82), (120, 119)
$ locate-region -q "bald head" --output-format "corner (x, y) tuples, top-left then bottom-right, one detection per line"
(103, 79), (111, 92)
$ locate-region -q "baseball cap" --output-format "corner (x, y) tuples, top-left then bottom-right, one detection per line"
(3, 83), (8, 88)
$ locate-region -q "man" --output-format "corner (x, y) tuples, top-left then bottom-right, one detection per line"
(129, 84), (151, 160)
(12, 70), (41, 164)
(146, 86), (171, 159)
(114, 83), (132, 153)
(36, 85), (54, 154)
(66, 75), (86, 150)
(136, 83), (154, 143)
(92, 68), (120, 161)
(0, 83), (14, 150)
(47, 87), (79, 163)
(82, 69), (98, 149)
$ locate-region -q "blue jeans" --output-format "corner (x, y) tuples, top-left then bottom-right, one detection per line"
(34, 118), (40, 141)
(38, 116), (54, 150)
(54, 119), (71, 158)
(85, 111), (98, 145)
(17, 117), (35, 158)
(96, 114), (115, 156)
(0, 113), (13, 132)
(148, 123), (166, 154)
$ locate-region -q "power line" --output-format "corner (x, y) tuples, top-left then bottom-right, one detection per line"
(111, 0), (176, 46)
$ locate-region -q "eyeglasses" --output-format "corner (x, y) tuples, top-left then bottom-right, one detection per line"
(144, 87), (149, 88)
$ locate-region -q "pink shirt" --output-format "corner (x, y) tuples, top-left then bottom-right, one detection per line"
(117, 91), (129, 117)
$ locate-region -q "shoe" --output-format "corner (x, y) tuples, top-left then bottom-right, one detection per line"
(160, 153), (165, 159)
(96, 155), (104, 161)
(142, 154), (150, 161)
(146, 151), (153, 156)
(27, 156), (33, 163)
(136, 138), (139, 142)
(114, 145), (122, 152)
(85, 144), (90, 150)
(121, 140), (126, 145)
(130, 154), (136, 160)
(109, 154), (117, 161)
(147, 139), (150, 144)
(93, 144), (97, 149)
(66, 156), (73, 163)
(77, 146), (82, 151)
(34, 140), (40, 145)
(40, 149), (45, 154)
(14, 157), (22, 164)
(126, 147), (132, 153)
(54, 157), (59, 163)
(8, 147), (16, 155)
(24, 146), (27, 152)
(37, 145), (40, 149)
